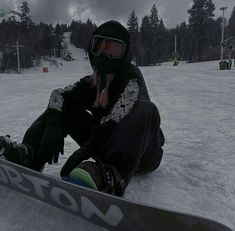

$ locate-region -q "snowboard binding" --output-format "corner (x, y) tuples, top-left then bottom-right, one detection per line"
(0, 135), (33, 167)
(0, 135), (13, 156)
(63, 158), (126, 196)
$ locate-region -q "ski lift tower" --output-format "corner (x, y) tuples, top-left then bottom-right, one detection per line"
(220, 7), (227, 61)
(11, 40), (24, 74)
(219, 6), (228, 70)
(173, 35), (179, 66)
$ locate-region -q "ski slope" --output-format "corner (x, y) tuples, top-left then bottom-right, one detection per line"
(0, 34), (234, 230)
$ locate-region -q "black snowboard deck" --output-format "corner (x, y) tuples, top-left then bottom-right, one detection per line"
(0, 159), (232, 231)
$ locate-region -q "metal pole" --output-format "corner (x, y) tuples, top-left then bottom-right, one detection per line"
(16, 40), (20, 74)
(11, 40), (24, 74)
(174, 35), (177, 55)
(220, 7), (227, 61)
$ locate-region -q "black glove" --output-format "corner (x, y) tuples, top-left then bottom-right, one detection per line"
(37, 111), (64, 164)
(60, 147), (90, 177)
(38, 126), (64, 164)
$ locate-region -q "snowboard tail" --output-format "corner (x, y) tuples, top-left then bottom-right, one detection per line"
(0, 158), (232, 231)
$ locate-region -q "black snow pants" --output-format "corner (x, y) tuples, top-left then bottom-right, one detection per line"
(23, 100), (165, 187)
(62, 100), (164, 183)
(101, 101), (164, 176)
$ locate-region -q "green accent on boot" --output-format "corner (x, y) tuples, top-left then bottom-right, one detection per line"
(70, 168), (98, 190)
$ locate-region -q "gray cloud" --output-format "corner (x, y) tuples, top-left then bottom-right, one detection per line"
(0, 0), (234, 27)
(29, 0), (74, 24)
(0, 0), (15, 12)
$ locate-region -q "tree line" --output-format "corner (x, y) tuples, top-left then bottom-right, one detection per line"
(0, 0), (235, 72)
(69, 1), (235, 66)
(0, 2), (70, 73)
(127, 1), (235, 65)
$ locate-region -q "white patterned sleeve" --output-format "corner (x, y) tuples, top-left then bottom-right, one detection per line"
(48, 84), (76, 111)
(101, 79), (139, 124)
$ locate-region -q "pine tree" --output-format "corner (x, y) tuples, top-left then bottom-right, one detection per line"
(70, 19), (96, 52)
(127, 10), (139, 64)
(149, 4), (160, 65)
(20, 1), (32, 29)
(210, 17), (221, 47)
(70, 20), (79, 47)
(84, 19), (95, 52)
(127, 10), (138, 33)
(188, 0), (215, 26)
(157, 19), (168, 63)
(43, 24), (53, 56)
(174, 22), (192, 61)
(149, 4), (159, 31)
(54, 24), (63, 57)
(140, 15), (152, 65)
(229, 6), (235, 38)
(188, 0), (215, 61)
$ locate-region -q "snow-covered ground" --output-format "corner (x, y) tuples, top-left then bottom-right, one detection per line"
(0, 36), (234, 230)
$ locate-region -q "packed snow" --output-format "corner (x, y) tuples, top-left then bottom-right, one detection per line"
(0, 34), (234, 231)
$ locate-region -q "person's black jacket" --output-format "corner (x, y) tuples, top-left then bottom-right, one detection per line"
(46, 63), (151, 155)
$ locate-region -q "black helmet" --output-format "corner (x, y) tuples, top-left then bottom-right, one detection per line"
(88, 20), (131, 74)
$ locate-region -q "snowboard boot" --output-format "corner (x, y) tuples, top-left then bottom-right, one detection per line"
(0, 135), (34, 168)
(63, 160), (126, 196)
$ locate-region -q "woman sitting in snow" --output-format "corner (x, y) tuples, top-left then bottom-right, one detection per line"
(0, 20), (165, 196)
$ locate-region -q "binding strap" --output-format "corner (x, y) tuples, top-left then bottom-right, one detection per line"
(93, 156), (126, 196)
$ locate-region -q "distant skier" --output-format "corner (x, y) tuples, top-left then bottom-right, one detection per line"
(0, 20), (165, 196)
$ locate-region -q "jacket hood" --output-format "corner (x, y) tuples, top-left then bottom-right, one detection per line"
(88, 20), (131, 74)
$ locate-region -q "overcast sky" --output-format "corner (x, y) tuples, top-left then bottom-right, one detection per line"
(0, 0), (234, 28)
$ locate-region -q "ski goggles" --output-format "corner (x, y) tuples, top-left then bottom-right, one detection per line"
(90, 35), (126, 59)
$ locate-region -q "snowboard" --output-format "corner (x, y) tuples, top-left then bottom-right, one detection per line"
(0, 158), (232, 231)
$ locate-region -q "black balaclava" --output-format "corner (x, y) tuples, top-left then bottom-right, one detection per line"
(88, 20), (131, 75)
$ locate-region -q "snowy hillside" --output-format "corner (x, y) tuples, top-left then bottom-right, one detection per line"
(0, 35), (235, 231)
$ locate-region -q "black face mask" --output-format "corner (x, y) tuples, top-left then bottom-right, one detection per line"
(93, 54), (121, 74)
